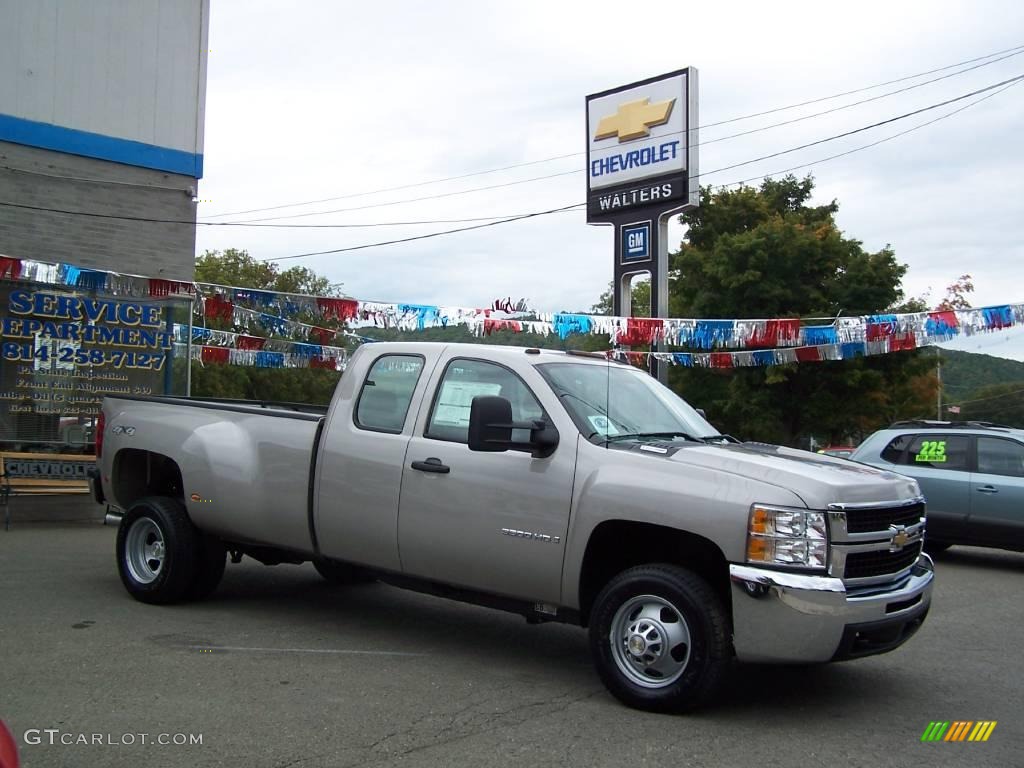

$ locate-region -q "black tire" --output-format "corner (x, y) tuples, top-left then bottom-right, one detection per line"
(313, 557), (374, 584)
(924, 540), (952, 555)
(116, 496), (203, 605)
(588, 564), (731, 713)
(187, 534), (227, 600)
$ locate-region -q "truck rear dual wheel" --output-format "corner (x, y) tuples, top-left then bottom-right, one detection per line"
(589, 564), (731, 713)
(116, 496), (226, 604)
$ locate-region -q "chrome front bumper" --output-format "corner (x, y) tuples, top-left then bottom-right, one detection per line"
(729, 553), (934, 663)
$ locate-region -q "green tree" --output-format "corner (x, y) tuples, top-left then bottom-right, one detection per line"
(195, 249), (340, 296)
(195, 248), (279, 290)
(667, 175), (935, 446)
(936, 274), (974, 311)
(189, 250), (345, 403)
(591, 279), (651, 317)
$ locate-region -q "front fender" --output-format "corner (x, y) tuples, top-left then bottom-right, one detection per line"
(560, 439), (806, 609)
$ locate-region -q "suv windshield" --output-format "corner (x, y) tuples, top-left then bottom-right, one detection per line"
(538, 362), (719, 443)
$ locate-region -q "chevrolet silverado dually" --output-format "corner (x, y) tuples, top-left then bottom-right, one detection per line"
(93, 342), (934, 712)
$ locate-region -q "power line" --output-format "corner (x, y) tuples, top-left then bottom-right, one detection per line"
(225, 69), (1024, 225)
(701, 74), (1024, 178)
(0, 201), (577, 228)
(6, 74), (1018, 244)
(200, 42), (1024, 220)
(700, 42), (1024, 128)
(263, 74), (1022, 262)
(0, 163), (192, 192)
(3, 44), (1017, 224)
(721, 78), (1023, 188)
(269, 203), (586, 261)
(698, 47), (1024, 148)
(947, 386), (1024, 407)
(230, 169), (582, 223)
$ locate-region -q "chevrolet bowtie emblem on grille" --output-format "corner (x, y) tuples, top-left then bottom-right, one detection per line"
(889, 525), (910, 552)
(594, 98), (676, 142)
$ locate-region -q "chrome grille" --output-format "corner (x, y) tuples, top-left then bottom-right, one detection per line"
(844, 541), (923, 580)
(845, 502), (925, 534)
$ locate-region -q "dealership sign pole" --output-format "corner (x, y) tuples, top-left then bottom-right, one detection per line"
(586, 68), (698, 381)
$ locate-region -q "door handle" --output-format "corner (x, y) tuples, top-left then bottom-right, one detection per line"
(976, 485), (998, 494)
(411, 457), (450, 474)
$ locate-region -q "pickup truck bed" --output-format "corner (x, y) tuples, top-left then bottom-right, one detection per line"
(99, 395), (325, 553)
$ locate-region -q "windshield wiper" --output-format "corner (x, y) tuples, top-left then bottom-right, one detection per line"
(606, 431), (701, 443)
(700, 434), (741, 443)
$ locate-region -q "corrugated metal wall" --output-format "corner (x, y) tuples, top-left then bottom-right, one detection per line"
(0, 0), (208, 164)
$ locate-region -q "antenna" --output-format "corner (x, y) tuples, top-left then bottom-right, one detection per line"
(605, 344), (612, 449)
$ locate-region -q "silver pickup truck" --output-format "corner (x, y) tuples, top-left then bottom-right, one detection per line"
(94, 342), (934, 712)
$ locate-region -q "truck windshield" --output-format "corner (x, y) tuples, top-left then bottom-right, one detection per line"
(537, 362), (720, 444)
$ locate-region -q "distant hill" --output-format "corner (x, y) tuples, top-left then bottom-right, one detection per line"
(936, 350), (1024, 427)
(939, 349), (1024, 399)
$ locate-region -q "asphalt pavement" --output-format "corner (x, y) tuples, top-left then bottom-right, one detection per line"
(1, 522), (1021, 768)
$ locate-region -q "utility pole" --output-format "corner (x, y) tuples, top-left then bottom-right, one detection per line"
(936, 347), (941, 420)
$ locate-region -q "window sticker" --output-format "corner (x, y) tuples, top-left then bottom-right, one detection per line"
(433, 381), (502, 427)
(916, 440), (947, 463)
(587, 414), (620, 438)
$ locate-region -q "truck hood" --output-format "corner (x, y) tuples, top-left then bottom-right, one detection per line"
(623, 440), (919, 507)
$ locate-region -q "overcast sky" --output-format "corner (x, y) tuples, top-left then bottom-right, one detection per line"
(194, 0), (1024, 356)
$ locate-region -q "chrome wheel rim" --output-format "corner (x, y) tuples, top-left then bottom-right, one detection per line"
(610, 594), (691, 688)
(125, 517), (165, 584)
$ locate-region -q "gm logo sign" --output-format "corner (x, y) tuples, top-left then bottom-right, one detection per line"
(622, 222), (651, 263)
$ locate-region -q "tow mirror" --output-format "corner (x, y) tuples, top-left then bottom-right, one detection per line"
(468, 396), (558, 458)
(468, 395), (513, 452)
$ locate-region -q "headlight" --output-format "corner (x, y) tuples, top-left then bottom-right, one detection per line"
(746, 504), (828, 570)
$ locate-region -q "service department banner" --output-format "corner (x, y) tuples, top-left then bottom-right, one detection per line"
(0, 282), (184, 449)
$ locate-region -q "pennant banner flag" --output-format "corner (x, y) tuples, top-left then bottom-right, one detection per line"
(2, 255), (1023, 372)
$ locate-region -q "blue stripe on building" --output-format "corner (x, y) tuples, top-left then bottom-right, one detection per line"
(0, 113), (203, 178)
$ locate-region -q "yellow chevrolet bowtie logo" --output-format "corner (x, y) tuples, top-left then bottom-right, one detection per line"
(595, 98), (676, 142)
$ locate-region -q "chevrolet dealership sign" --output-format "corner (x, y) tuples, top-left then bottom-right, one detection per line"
(586, 68), (698, 221)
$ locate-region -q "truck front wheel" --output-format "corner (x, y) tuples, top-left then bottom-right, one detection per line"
(589, 564), (731, 712)
(117, 496), (208, 604)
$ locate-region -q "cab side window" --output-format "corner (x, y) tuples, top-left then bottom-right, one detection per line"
(976, 437), (1024, 478)
(904, 435), (969, 471)
(354, 355), (424, 433)
(426, 358), (545, 444)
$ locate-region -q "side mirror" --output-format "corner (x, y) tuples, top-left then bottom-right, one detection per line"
(468, 395), (513, 452)
(696, 408), (707, 420)
(468, 396), (559, 458)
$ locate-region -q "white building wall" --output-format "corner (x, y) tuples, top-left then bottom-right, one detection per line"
(0, 0), (209, 169)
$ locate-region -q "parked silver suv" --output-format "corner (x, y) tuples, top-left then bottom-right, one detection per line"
(851, 421), (1024, 553)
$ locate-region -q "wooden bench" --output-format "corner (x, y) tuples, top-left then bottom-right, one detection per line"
(0, 453), (92, 530)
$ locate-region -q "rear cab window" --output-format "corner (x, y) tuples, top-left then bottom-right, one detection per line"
(354, 354), (425, 433)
